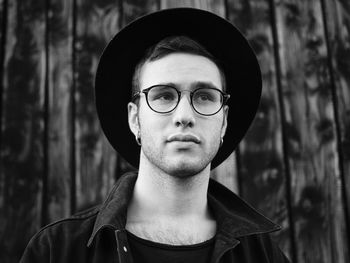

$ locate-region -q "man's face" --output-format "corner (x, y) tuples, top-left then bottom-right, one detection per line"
(128, 53), (228, 177)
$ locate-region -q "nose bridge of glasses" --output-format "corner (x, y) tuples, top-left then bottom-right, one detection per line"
(174, 90), (194, 113)
(178, 89), (194, 104)
(172, 91), (197, 126)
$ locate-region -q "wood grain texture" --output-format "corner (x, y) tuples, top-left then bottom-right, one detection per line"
(123, 0), (159, 25)
(46, 0), (73, 222)
(161, 0), (209, 9)
(0, 0), (5, 259)
(0, 0), (3, 92)
(275, 0), (349, 262)
(0, 0), (4, 199)
(0, 0), (46, 262)
(0, 0), (3, 53)
(160, 0), (225, 15)
(323, 0), (350, 242)
(227, 0), (291, 258)
(160, 0), (238, 193)
(74, 0), (120, 212)
(211, 153), (239, 193)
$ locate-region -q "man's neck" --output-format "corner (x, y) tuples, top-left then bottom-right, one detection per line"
(129, 155), (211, 219)
(125, 153), (216, 244)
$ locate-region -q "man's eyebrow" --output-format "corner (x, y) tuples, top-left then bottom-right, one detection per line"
(156, 82), (176, 87)
(191, 81), (220, 90)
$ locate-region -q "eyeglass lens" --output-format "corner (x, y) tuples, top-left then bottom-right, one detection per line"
(146, 85), (224, 115)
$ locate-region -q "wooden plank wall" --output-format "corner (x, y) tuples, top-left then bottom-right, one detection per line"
(0, 0), (349, 262)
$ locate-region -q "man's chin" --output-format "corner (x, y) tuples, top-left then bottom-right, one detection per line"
(163, 158), (209, 178)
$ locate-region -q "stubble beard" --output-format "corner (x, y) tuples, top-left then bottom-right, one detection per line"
(140, 132), (220, 179)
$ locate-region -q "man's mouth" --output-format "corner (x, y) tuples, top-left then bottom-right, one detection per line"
(166, 134), (201, 144)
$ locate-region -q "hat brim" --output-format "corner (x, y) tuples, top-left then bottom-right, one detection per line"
(95, 8), (262, 169)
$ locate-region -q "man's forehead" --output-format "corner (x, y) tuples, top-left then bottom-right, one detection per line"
(138, 52), (223, 90)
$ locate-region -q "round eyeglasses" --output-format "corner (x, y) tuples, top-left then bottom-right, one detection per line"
(132, 85), (230, 116)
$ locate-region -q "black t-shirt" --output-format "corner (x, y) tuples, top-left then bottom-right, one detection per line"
(126, 230), (215, 263)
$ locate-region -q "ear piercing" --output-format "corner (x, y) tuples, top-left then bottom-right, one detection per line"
(136, 131), (141, 146)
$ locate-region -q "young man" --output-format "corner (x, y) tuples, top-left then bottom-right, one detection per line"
(21, 8), (291, 263)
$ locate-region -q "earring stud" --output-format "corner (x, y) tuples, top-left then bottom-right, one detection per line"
(135, 131), (141, 146)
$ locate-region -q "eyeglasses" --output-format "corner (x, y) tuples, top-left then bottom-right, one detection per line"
(132, 85), (230, 116)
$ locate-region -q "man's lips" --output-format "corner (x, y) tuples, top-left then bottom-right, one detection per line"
(166, 134), (201, 144)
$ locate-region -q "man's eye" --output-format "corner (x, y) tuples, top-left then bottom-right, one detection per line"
(199, 94), (210, 100)
(195, 93), (214, 102)
(153, 93), (175, 101)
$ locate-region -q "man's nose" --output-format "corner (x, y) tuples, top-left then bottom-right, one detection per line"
(172, 94), (196, 128)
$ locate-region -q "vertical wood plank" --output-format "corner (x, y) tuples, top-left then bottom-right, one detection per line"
(74, 0), (119, 212)
(0, 0), (5, 204)
(0, 0), (4, 123)
(0, 0), (46, 261)
(322, 0), (350, 245)
(123, 0), (159, 25)
(274, 0), (349, 262)
(46, 0), (73, 221)
(160, 0), (225, 15)
(161, 0), (206, 9)
(0, 0), (6, 258)
(0, 0), (3, 72)
(211, 153), (239, 193)
(226, 0), (291, 259)
(160, 0), (238, 193)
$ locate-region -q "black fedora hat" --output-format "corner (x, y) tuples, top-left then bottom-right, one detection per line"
(95, 8), (262, 169)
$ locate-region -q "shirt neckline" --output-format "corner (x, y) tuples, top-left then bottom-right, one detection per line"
(126, 230), (216, 250)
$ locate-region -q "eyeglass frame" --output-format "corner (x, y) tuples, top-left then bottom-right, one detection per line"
(132, 84), (230, 116)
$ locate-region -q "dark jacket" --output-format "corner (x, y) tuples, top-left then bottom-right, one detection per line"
(20, 172), (291, 263)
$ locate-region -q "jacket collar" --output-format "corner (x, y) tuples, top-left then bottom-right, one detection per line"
(207, 178), (281, 240)
(87, 171), (280, 247)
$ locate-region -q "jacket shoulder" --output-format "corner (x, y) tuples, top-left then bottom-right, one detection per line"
(20, 206), (100, 263)
(37, 205), (99, 236)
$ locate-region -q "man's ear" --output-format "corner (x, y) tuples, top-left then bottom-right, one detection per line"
(128, 102), (140, 138)
(221, 105), (229, 139)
